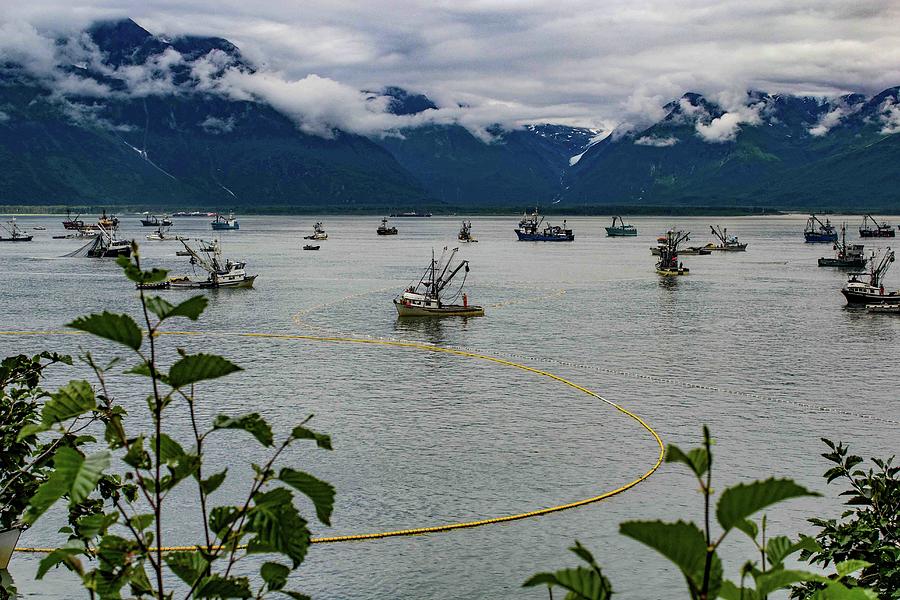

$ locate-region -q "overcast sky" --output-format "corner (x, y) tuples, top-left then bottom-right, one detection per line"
(3, 0), (900, 133)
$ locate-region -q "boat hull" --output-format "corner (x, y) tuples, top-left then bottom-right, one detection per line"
(657, 268), (689, 276)
(377, 229), (398, 235)
(211, 223), (239, 230)
(515, 230), (574, 241)
(868, 303), (900, 313)
(140, 274), (257, 290)
(841, 289), (900, 305)
(818, 257), (866, 268)
(805, 232), (837, 243)
(393, 299), (484, 317)
(0, 236), (33, 242)
(605, 227), (637, 237)
(859, 229), (895, 238)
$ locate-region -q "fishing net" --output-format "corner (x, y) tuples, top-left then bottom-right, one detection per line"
(63, 235), (102, 258)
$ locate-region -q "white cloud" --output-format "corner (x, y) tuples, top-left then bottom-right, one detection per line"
(694, 95), (764, 142)
(200, 115), (236, 133)
(0, 110), (9, 122)
(635, 135), (678, 147)
(879, 97), (900, 134)
(808, 97), (863, 136)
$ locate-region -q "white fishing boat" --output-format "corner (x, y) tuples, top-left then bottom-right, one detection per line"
(304, 222), (328, 240)
(0, 218), (33, 242)
(458, 220), (477, 242)
(139, 239), (256, 289)
(146, 225), (177, 241)
(394, 248), (484, 317)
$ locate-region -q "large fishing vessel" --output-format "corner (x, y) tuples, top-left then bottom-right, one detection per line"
(819, 224), (866, 268)
(605, 216), (637, 237)
(394, 248), (484, 317)
(514, 209), (574, 241)
(859, 214), (895, 238)
(140, 239), (256, 289)
(377, 217), (398, 235)
(0, 219), (33, 242)
(706, 225), (747, 251)
(141, 213), (173, 227)
(211, 211), (239, 230)
(841, 248), (898, 305)
(656, 229), (690, 276)
(65, 224), (131, 258)
(458, 220), (477, 242)
(304, 222), (328, 240)
(804, 215), (838, 243)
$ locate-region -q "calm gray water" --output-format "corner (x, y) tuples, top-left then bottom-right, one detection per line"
(1, 214), (898, 599)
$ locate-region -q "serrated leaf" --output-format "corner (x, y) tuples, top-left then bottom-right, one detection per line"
(811, 582), (879, 599)
(755, 569), (825, 597)
(214, 413), (273, 447)
(165, 551), (209, 587)
(123, 435), (151, 470)
(261, 562), (290, 592)
(35, 540), (85, 579)
(25, 448), (110, 523)
(201, 469), (228, 495)
(169, 353), (241, 389)
(19, 380), (95, 439)
(145, 296), (175, 320)
(835, 559), (872, 578)
(620, 520), (720, 596)
(76, 512), (118, 538)
(766, 535), (793, 567)
(290, 424), (332, 450)
(718, 580), (755, 600)
(194, 574), (252, 598)
(155, 433), (186, 462)
(68, 312), (142, 351)
(279, 468), (336, 525)
(523, 567), (613, 599)
(145, 295), (208, 321)
(246, 488), (310, 567)
(666, 444), (709, 479)
(125, 361), (170, 386)
(717, 478), (819, 532)
(118, 255), (167, 284)
(735, 518), (759, 541)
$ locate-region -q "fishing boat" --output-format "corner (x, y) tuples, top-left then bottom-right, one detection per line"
(377, 217), (398, 235)
(140, 213), (173, 227)
(867, 302), (900, 314)
(706, 225), (747, 251)
(859, 214), (895, 238)
(605, 216), (637, 237)
(146, 225), (177, 241)
(651, 245), (710, 256)
(804, 214), (838, 243)
(458, 220), (477, 242)
(304, 222), (328, 240)
(394, 248), (484, 317)
(62, 209), (88, 231)
(841, 248), (898, 305)
(0, 218), (33, 242)
(139, 239), (256, 289)
(32, 226), (46, 231)
(514, 208), (574, 241)
(97, 210), (119, 229)
(211, 211), (239, 230)
(65, 224), (131, 258)
(390, 211), (432, 217)
(656, 229), (690, 276)
(819, 224), (867, 268)
(303, 245), (320, 251)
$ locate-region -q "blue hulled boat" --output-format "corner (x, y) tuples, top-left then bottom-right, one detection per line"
(514, 208), (574, 241)
(211, 211), (239, 231)
(804, 214), (837, 243)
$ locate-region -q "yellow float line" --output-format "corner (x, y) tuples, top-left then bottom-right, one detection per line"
(3, 329), (664, 550)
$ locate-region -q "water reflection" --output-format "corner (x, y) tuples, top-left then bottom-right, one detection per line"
(393, 317), (448, 344)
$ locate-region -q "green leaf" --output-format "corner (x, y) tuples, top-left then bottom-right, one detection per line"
(522, 567), (613, 599)
(169, 353), (241, 389)
(811, 581), (879, 599)
(735, 518), (759, 541)
(156, 433), (186, 461)
(123, 435), (151, 470)
(194, 574), (252, 598)
(246, 488), (310, 567)
(278, 593), (311, 600)
(766, 535), (793, 567)
(214, 413), (273, 447)
(25, 448), (110, 523)
(201, 469), (228, 495)
(717, 478), (819, 532)
(165, 551), (209, 587)
(666, 443), (710, 479)
(619, 520), (713, 595)
(128, 513), (155, 532)
(35, 540), (86, 579)
(145, 295), (208, 321)
(68, 312), (142, 351)
(76, 512), (118, 538)
(718, 580), (754, 600)
(261, 562), (290, 592)
(117, 255), (167, 284)
(279, 468), (336, 526)
(290, 423), (333, 450)
(125, 361), (170, 386)
(755, 569), (825, 597)
(19, 379), (97, 440)
(835, 559), (872, 578)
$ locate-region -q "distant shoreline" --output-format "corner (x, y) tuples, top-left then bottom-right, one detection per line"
(3, 204), (898, 217)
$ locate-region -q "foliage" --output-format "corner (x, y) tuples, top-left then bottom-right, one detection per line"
(21, 246), (334, 599)
(525, 426), (876, 599)
(792, 440), (900, 599)
(0, 351), (83, 531)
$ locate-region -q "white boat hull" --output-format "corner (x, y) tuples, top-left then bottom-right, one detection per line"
(393, 299), (484, 317)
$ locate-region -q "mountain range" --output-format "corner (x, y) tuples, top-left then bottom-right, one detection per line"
(1, 18), (898, 211)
